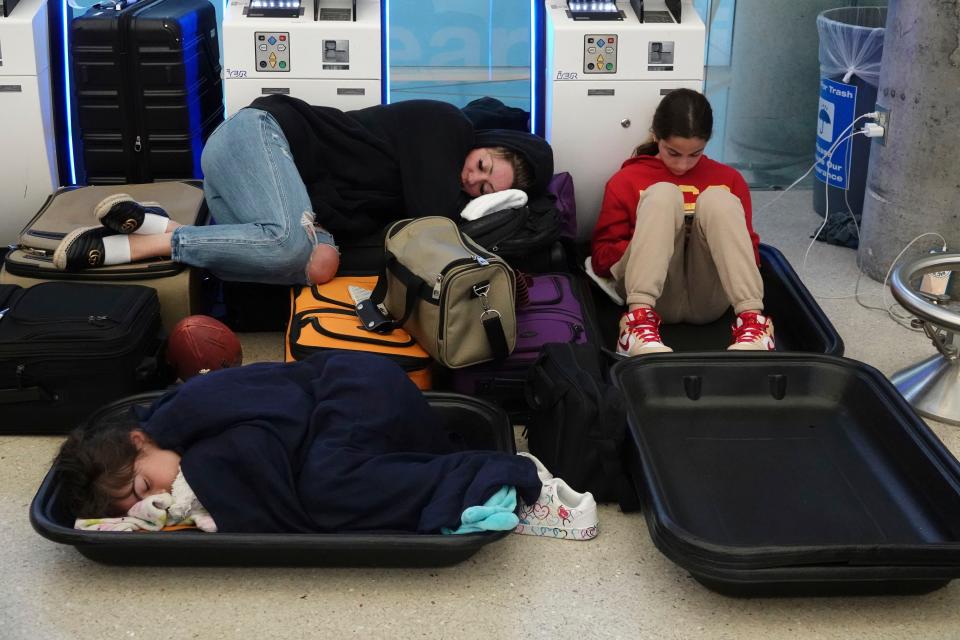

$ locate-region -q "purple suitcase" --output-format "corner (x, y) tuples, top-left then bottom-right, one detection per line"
(449, 272), (596, 422)
(547, 172), (577, 239)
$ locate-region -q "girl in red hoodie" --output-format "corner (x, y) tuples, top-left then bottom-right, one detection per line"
(591, 89), (774, 356)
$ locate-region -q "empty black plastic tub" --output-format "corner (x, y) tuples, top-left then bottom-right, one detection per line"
(31, 391), (517, 567)
(612, 353), (960, 596)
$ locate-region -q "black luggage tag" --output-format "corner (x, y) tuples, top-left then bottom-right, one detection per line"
(355, 299), (395, 333)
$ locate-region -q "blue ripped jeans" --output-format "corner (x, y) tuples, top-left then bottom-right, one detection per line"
(171, 108), (336, 285)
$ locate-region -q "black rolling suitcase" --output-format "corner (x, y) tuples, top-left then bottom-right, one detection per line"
(71, 0), (223, 184)
(0, 282), (168, 434)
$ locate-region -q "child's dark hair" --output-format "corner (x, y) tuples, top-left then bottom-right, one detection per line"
(53, 421), (142, 518)
(633, 88), (714, 157)
(490, 146), (534, 192)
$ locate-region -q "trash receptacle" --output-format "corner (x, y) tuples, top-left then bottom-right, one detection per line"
(813, 7), (886, 225)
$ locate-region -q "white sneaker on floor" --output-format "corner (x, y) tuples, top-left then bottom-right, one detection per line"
(517, 452), (553, 483)
(514, 477), (599, 541)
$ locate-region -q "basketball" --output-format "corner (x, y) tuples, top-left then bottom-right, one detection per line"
(166, 315), (243, 381)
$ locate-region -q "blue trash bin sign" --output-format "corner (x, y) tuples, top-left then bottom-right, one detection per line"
(815, 78), (857, 190)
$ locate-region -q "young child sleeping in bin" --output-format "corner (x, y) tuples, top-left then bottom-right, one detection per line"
(57, 351), (599, 539)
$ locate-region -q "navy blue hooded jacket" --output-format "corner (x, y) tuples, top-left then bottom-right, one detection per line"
(140, 352), (540, 534)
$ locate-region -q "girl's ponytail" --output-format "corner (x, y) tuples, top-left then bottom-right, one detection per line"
(632, 139), (659, 157)
(636, 88), (713, 155)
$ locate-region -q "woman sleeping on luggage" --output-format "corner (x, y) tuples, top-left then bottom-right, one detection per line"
(51, 96), (554, 287)
(54, 352), (598, 539)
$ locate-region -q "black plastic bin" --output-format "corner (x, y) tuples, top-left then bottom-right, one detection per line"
(589, 243), (844, 355)
(31, 391), (517, 567)
(612, 353), (960, 596)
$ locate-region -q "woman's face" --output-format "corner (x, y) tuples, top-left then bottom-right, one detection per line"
(110, 430), (182, 514)
(461, 148), (514, 198)
(656, 136), (707, 176)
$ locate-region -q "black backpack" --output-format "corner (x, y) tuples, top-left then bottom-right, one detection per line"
(459, 194), (565, 272)
(524, 342), (638, 509)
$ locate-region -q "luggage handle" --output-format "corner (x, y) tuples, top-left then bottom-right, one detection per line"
(367, 252), (426, 332)
(134, 331), (171, 385)
(0, 385), (54, 404)
(478, 377), (526, 394)
(200, 21), (222, 77)
(524, 361), (569, 410)
(306, 315), (416, 349)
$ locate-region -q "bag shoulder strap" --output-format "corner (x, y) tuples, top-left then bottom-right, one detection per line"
(365, 252), (424, 332)
(481, 309), (509, 360)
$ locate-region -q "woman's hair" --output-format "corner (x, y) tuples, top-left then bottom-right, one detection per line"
(53, 421), (142, 518)
(489, 146), (534, 192)
(633, 88), (714, 157)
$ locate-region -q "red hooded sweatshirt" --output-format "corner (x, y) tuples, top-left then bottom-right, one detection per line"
(590, 154), (760, 277)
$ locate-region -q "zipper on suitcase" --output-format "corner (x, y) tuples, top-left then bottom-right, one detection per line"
(3, 349), (155, 392)
(303, 309), (417, 348)
(289, 309), (430, 369)
(122, 0), (165, 181)
(307, 286), (355, 309)
(24, 230), (68, 241)
(9, 314), (118, 327)
(0, 293), (158, 356)
(0, 313), (157, 358)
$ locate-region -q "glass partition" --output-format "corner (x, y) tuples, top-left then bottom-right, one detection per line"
(387, 0), (887, 187)
(388, 0), (533, 112)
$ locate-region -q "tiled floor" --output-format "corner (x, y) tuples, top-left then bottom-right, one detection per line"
(2, 189), (959, 639)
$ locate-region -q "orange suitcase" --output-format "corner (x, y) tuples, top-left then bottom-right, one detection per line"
(286, 276), (433, 390)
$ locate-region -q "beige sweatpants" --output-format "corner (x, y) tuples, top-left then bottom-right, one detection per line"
(610, 182), (764, 324)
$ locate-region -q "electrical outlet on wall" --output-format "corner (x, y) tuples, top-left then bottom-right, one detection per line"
(875, 105), (890, 146)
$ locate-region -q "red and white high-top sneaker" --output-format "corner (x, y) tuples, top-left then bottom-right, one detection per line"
(728, 311), (776, 351)
(616, 307), (673, 357)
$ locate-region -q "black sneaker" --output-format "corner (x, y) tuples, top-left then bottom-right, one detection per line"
(53, 226), (113, 271)
(94, 193), (168, 234)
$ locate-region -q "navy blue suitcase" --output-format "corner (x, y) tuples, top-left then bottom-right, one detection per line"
(71, 0), (223, 184)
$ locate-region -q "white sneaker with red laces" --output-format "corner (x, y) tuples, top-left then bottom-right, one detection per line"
(616, 307), (673, 357)
(728, 311), (776, 351)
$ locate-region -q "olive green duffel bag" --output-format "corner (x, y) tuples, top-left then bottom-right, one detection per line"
(361, 217), (516, 369)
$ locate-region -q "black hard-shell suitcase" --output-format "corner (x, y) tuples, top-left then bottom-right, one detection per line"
(71, 0), (223, 184)
(0, 282), (167, 434)
(613, 353), (960, 596)
(2, 181), (211, 331)
(31, 391), (517, 566)
(588, 243), (844, 355)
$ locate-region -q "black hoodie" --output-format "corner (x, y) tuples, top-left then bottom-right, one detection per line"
(473, 128), (554, 198)
(249, 95), (553, 239)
